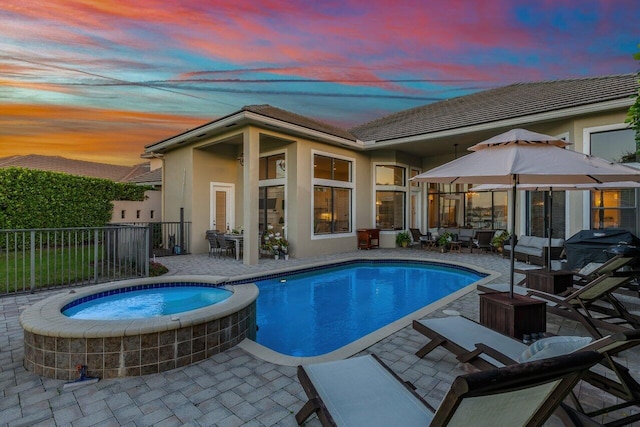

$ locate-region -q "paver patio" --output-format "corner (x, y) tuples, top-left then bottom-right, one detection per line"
(1, 248), (639, 426)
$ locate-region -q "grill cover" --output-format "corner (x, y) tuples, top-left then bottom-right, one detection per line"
(564, 228), (640, 270)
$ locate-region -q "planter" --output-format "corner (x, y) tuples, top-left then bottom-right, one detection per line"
(274, 254), (279, 260)
(401, 241), (409, 248)
(284, 254), (289, 260)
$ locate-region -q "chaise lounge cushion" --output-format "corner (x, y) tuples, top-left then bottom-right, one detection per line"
(518, 336), (593, 363)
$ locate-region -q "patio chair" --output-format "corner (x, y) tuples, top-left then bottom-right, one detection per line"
(477, 273), (639, 338)
(215, 233), (235, 258)
(413, 316), (640, 425)
(409, 228), (434, 249)
(472, 230), (495, 253)
(206, 232), (220, 258)
(295, 351), (602, 427)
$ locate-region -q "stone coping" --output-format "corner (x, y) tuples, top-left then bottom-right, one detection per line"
(19, 275), (259, 338)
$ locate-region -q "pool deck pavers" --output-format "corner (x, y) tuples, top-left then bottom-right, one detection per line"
(2, 248), (640, 426)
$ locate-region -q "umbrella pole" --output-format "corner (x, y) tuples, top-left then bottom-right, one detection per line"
(547, 189), (553, 271)
(509, 176), (517, 299)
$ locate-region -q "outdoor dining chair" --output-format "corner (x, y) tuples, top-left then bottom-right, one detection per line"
(215, 233), (235, 258)
(295, 351), (602, 427)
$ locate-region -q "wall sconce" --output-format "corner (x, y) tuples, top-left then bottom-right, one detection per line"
(237, 152), (244, 166)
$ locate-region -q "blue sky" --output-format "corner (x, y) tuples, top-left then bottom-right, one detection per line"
(1, 0), (638, 164)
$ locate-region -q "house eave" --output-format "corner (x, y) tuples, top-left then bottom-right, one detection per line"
(364, 98), (634, 148)
(145, 111), (363, 154)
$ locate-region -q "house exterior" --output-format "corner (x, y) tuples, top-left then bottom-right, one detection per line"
(0, 154), (161, 223)
(144, 74), (638, 264)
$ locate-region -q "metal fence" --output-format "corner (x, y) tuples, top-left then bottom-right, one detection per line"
(114, 221), (192, 257)
(0, 225), (149, 295)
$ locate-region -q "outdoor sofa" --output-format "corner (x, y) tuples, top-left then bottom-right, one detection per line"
(503, 234), (565, 266)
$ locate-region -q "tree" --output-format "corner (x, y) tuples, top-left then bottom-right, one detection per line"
(626, 44), (640, 160)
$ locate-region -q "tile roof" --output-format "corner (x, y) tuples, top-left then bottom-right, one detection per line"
(241, 104), (356, 141)
(350, 74), (638, 142)
(0, 154), (150, 182)
(128, 167), (162, 185)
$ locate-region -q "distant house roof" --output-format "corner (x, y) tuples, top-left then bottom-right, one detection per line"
(128, 167), (162, 186)
(350, 74), (638, 142)
(0, 154), (155, 183)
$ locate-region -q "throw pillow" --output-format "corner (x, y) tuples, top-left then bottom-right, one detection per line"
(518, 336), (593, 363)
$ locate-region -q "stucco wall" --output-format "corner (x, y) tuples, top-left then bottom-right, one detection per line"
(111, 190), (162, 223)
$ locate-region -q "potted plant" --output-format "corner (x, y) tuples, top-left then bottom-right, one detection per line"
(437, 231), (453, 252)
(491, 231), (510, 253)
(395, 231), (412, 248)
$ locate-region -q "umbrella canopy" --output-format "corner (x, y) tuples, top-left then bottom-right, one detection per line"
(411, 128), (640, 297)
(471, 182), (640, 192)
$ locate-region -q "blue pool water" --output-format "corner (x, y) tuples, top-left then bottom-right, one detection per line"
(63, 286), (233, 320)
(253, 261), (482, 357)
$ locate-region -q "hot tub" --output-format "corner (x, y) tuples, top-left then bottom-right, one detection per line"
(20, 276), (258, 380)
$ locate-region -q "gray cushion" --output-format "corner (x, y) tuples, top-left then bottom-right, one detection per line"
(304, 355), (434, 426)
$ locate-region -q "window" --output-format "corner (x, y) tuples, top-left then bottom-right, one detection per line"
(259, 152), (286, 234)
(465, 190), (508, 230)
(313, 153), (353, 235)
(150, 210), (154, 219)
(590, 128), (635, 163)
(526, 191), (566, 238)
(428, 184), (507, 230)
(120, 210), (125, 219)
(375, 165), (406, 230)
(591, 188), (636, 231)
(376, 191), (404, 229)
(588, 127), (638, 234)
(136, 210), (141, 219)
(259, 153), (286, 180)
(259, 186), (285, 235)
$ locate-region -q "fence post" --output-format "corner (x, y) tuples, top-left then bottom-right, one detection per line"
(94, 229), (99, 284)
(30, 230), (35, 293)
(179, 208), (185, 255)
(144, 226), (149, 277)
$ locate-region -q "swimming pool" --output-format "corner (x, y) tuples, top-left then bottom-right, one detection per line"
(250, 260), (484, 358)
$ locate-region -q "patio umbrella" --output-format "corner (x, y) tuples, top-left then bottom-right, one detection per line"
(411, 128), (640, 298)
(471, 182), (640, 270)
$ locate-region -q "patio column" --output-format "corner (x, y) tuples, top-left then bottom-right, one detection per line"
(242, 128), (260, 265)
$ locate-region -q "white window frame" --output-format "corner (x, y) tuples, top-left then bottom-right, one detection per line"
(373, 162), (409, 232)
(259, 150), (287, 235)
(311, 149), (355, 240)
(582, 123), (637, 229)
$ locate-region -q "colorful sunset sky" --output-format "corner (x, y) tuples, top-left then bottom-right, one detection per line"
(1, 1), (639, 165)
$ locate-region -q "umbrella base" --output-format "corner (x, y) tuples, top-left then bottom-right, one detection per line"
(479, 292), (546, 340)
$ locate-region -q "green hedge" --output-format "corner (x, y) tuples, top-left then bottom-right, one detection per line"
(0, 167), (150, 229)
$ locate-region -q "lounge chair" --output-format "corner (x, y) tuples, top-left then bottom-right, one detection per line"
(477, 273), (639, 338)
(572, 255), (638, 285)
(413, 316), (640, 425)
(295, 351), (602, 427)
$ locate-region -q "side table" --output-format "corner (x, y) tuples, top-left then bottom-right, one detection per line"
(525, 269), (573, 294)
(479, 292), (546, 340)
